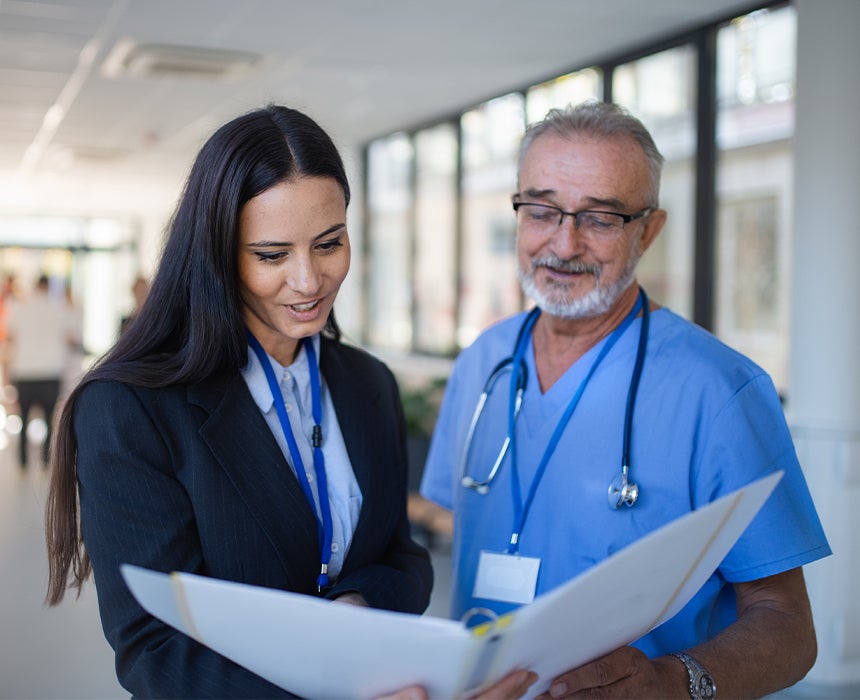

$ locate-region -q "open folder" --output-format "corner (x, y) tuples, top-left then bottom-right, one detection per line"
(121, 471), (781, 699)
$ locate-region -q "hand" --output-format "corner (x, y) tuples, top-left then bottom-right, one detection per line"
(375, 686), (427, 700)
(374, 670), (537, 700)
(535, 646), (676, 699)
(332, 591), (369, 607)
(467, 669), (539, 699)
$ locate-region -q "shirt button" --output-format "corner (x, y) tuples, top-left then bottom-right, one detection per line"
(331, 542), (340, 552)
(306, 472), (314, 483)
(285, 403), (293, 413)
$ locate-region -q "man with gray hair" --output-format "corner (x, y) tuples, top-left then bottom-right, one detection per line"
(420, 101), (830, 698)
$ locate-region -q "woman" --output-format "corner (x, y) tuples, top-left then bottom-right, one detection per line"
(45, 105), (433, 698)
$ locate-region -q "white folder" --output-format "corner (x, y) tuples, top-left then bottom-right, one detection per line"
(122, 471), (782, 699)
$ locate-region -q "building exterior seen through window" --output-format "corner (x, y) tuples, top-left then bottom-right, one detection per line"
(414, 124), (458, 355)
(366, 133), (413, 351)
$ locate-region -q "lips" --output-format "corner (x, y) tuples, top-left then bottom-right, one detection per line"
(290, 300), (320, 312)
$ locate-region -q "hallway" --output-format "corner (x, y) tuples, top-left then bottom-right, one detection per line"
(0, 445), (124, 698)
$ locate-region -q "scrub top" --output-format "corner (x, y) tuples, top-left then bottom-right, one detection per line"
(420, 306), (831, 657)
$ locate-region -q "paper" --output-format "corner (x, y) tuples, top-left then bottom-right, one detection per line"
(121, 471), (782, 699)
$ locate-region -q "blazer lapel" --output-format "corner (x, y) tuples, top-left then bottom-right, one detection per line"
(320, 340), (399, 574)
(189, 374), (321, 587)
(319, 341), (381, 497)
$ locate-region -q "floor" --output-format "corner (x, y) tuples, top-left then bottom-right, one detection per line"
(0, 423), (856, 699)
(0, 434), (125, 699)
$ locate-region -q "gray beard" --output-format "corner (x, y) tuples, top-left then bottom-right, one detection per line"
(518, 252), (640, 320)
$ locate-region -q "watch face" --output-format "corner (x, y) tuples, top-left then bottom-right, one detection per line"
(696, 673), (716, 699)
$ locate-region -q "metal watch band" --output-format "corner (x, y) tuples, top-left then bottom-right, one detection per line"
(671, 651), (717, 699)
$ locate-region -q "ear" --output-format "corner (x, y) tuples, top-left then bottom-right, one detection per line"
(637, 208), (666, 254)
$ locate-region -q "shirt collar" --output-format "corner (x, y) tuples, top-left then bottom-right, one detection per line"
(242, 334), (321, 413)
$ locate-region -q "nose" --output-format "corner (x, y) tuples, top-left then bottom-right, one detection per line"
(552, 213), (588, 258)
(287, 254), (322, 296)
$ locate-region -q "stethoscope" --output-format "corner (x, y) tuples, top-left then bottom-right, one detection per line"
(459, 286), (650, 512)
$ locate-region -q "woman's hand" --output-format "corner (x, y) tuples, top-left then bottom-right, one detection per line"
(375, 669), (538, 700)
(332, 592), (369, 606)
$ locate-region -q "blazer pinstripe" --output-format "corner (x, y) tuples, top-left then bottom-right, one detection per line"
(75, 338), (433, 698)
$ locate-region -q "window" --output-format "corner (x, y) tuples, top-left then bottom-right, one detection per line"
(362, 2), (796, 393)
(458, 93), (525, 348)
(526, 68), (602, 124)
(716, 5), (796, 392)
(366, 133), (413, 350)
(414, 124), (458, 354)
(614, 45), (697, 319)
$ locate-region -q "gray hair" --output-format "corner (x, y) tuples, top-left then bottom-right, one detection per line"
(518, 101), (665, 207)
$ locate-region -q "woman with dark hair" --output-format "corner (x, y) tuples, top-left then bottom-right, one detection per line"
(44, 105), (433, 698)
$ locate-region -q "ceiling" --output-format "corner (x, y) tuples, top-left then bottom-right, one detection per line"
(0, 0), (760, 218)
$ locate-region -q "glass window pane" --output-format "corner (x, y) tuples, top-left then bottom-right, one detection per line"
(716, 5), (796, 394)
(614, 45), (697, 319)
(459, 93), (525, 348)
(414, 124), (458, 355)
(526, 67), (603, 124)
(366, 133), (413, 350)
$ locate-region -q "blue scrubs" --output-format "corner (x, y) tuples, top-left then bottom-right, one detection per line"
(420, 307), (831, 656)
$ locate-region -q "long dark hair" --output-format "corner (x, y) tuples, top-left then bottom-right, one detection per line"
(45, 105), (350, 604)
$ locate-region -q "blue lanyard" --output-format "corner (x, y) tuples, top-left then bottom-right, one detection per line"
(246, 332), (333, 590)
(507, 290), (645, 553)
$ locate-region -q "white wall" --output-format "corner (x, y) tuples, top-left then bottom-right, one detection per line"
(788, 0), (860, 687)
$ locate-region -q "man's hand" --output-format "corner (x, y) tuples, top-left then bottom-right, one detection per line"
(535, 646), (682, 699)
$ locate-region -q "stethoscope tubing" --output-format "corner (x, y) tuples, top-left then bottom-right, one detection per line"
(460, 287), (650, 514)
(457, 308), (539, 494)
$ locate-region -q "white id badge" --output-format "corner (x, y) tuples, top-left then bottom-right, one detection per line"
(472, 551), (540, 605)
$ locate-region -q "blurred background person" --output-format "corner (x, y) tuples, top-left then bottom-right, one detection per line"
(60, 285), (86, 402)
(119, 274), (150, 335)
(6, 274), (80, 469)
(0, 274), (18, 395)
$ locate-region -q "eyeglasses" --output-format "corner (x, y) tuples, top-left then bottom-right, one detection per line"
(513, 201), (652, 241)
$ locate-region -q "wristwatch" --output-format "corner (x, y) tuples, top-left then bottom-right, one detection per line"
(670, 651), (717, 699)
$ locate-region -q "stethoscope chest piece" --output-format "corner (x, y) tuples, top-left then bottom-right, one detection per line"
(608, 469), (639, 509)
(460, 475), (491, 496)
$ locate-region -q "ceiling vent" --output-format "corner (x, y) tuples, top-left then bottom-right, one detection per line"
(102, 39), (260, 80)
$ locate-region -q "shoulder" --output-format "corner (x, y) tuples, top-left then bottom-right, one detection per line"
(74, 377), (214, 426)
(648, 309), (768, 388)
(454, 312), (531, 370)
(75, 379), (170, 419)
(319, 337), (399, 399)
(321, 337), (392, 377)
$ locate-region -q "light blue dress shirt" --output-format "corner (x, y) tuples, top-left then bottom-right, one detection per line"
(241, 334), (362, 579)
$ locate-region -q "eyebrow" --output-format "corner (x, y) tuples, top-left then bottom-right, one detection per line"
(246, 223), (346, 247)
(521, 188), (627, 211)
(521, 187), (556, 200)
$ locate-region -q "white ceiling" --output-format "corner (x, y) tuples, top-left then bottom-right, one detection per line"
(0, 0), (759, 218)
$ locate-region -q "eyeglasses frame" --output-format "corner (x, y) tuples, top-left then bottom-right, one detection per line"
(512, 200), (652, 236)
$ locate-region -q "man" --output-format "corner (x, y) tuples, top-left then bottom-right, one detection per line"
(420, 102), (830, 698)
(7, 274), (80, 468)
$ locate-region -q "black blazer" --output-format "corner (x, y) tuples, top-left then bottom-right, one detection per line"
(75, 338), (433, 698)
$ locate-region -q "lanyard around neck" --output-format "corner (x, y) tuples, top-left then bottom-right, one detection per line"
(507, 290), (645, 553)
(246, 332), (333, 590)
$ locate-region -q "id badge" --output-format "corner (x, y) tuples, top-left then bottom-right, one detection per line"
(472, 550), (540, 605)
